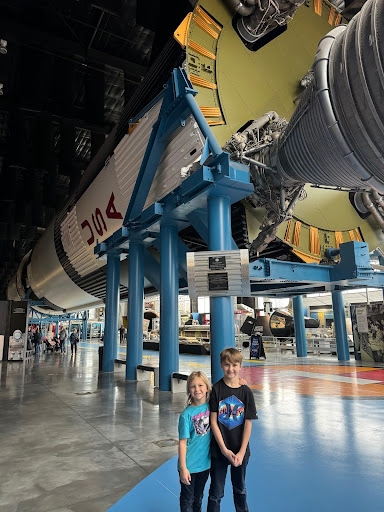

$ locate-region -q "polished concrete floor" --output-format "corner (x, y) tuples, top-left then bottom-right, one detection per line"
(1, 342), (383, 512)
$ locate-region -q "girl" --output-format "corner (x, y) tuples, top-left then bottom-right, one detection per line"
(178, 371), (211, 512)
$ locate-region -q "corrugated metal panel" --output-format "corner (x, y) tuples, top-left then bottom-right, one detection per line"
(114, 100), (204, 213)
(60, 207), (101, 277)
(114, 101), (162, 203)
(144, 116), (204, 210)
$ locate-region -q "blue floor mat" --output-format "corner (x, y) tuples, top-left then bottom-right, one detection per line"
(108, 397), (384, 511)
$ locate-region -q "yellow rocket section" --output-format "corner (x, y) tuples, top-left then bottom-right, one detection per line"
(175, 1), (384, 261)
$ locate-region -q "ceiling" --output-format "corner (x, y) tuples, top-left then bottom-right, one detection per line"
(0, 0), (193, 299)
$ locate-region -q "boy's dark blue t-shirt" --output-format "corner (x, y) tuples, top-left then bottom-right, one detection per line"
(209, 378), (257, 458)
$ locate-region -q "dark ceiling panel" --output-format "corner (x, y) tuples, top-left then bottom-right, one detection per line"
(0, 0), (189, 299)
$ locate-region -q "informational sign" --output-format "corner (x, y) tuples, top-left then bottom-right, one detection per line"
(355, 306), (369, 333)
(187, 249), (250, 298)
(208, 272), (228, 291)
(350, 302), (384, 363)
(250, 332), (266, 359)
(7, 301), (29, 361)
(209, 256), (226, 270)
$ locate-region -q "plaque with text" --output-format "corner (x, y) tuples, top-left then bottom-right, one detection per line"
(208, 272), (229, 291)
(187, 249), (250, 298)
(209, 256), (226, 271)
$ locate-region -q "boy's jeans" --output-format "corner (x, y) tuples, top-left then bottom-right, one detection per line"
(180, 468), (210, 512)
(207, 452), (249, 512)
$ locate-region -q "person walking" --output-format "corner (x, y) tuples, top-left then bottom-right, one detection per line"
(119, 325), (125, 344)
(33, 327), (42, 355)
(70, 329), (79, 356)
(27, 326), (33, 351)
(59, 326), (67, 353)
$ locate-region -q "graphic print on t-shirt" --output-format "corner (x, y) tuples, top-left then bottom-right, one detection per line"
(218, 395), (245, 430)
(192, 409), (210, 436)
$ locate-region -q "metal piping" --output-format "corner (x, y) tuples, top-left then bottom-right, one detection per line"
(372, 190), (384, 213)
(243, 111), (279, 135)
(228, 0), (255, 16)
(362, 192), (384, 231)
(239, 154), (274, 172)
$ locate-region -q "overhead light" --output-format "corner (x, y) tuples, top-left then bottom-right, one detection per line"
(0, 84), (3, 96)
(0, 39), (7, 55)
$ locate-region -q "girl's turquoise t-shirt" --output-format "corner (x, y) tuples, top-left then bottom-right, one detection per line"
(178, 402), (211, 473)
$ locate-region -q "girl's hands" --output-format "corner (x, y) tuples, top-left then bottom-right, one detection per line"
(180, 467), (191, 485)
(239, 377), (248, 386)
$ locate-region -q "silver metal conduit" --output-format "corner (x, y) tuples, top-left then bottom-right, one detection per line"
(361, 192), (384, 232)
(275, 0), (384, 192)
(228, 0), (255, 16)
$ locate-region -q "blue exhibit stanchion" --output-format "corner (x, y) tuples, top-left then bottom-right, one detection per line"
(331, 290), (350, 361)
(103, 252), (120, 372)
(126, 239), (144, 380)
(292, 295), (307, 357)
(159, 223), (179, 391)
(208, 195), (235, 384)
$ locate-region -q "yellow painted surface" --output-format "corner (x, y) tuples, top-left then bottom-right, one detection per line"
(185, 0), (384, 258)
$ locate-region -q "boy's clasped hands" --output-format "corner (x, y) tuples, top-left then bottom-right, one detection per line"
(222, 448), (245, 467)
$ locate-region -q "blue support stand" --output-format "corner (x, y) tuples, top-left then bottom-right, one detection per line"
(82, 312), (88, 341)
(208, 195), (235, 384)
(126, 240), (144, 380)
(331, 290), (350, 361)
(103, 252), (120, 372)
(292, 295), (307, 357)
(159, 223), (179, 391)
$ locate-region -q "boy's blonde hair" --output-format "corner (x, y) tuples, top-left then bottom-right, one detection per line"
(186, 371), (211, 405)
(220, 347), (243, 365)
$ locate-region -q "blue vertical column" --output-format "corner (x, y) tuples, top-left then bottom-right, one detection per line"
(292, 295), (307, 357)
(331, 290), (350, 361)
(208, 195), (235, 384)
(159, 223), (179, 391)
(126, 239), (144, 380)
(103, 252), (120, 372)
(82, 312), (88, 341)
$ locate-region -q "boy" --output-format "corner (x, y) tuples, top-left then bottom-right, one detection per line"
(207, 348), (257, 512)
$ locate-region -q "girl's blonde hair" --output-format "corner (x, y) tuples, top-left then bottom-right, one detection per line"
(186, 371), (211, 405)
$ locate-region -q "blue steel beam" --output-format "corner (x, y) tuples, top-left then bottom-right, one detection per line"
(208, 195), (236, 384)
(143, 249), (161, 291)
(159, 223), (179, 391)
(292, 295), (307, 357)
(153, 238), (189, 283)
(126, 239), (144, 380)
(103, 252), (120, 372)
(177, 240), (189, 282)
(331, 290), (350, 361)
(187, 209), (238, 250)
(248, 242), (384, 297)
(124, 69), (223, 226)
(95, 154), (252, 260)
